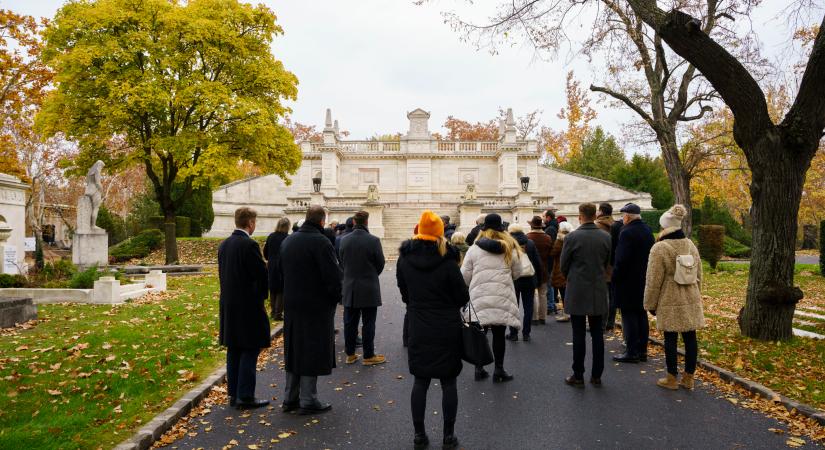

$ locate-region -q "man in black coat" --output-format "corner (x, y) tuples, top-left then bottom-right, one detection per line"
(339, 210), (386, 366)
(218, 207), (270, 409)
(543, 209), (560, 313)
(612, 203), (655, 363)
(263, 217), (291, 321)
(441, 215), (457, 241)
(280, 205), (342, 415)
(465, 214), (485, 246)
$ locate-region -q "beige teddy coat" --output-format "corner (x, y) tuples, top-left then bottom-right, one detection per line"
(643, 228), (705, 332)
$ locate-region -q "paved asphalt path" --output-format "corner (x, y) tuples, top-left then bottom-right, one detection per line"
(169, 265), (817, 450)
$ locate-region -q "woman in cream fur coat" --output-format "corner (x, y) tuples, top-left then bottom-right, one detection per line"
(461, 213), (523, 383)
(643, 204), (704, 391)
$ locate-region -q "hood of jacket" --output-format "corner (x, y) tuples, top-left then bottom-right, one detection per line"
(510, 231), (529, 247)
(399, 239), (456, 271)
(595, 215), (613, 229)
(476, 237), (505, 254)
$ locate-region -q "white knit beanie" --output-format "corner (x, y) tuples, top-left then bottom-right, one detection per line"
(659, 204), (687, 230)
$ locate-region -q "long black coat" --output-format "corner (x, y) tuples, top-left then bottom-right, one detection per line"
(511, 231), (541, 290)
(613, 219), (655, 312)
(263, 231), (288, 294)
(218, 230), (270, 349)
(339, 227), (386, 308)
(466, 225), (482, 246)
(397, 240), (469, 379)
(280, 222), (342, 376)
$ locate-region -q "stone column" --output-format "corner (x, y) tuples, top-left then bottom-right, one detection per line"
(458, 202), (483, 235)
(362, 202), (385, 238)
(0, 173), (28, 273)
(511, 191), (534, 227)
(93, 276), (120, 304)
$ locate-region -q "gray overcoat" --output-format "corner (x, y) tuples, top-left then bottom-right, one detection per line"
(339, 227), (386, 308)
(560, 222), (611, 316)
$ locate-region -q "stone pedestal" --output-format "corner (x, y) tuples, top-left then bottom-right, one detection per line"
(93, 276), (120, 304)
(458, 202), (483, 235)
(362, 202), (385, 238)
(1, 243), (19, 274)
(512, 192), (535, 227)
(72, 232), (109, 268)
(145, 270), (167, 291)
(0, 297), (36, 328)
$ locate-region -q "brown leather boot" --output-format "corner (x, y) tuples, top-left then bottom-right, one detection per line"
(656, 373), (679, 390)
(680, 373), (695, 390)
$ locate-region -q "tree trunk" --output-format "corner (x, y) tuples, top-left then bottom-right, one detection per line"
(658, 134), (694, 235)
(739, 136), (805, 341)
(164, 213), (178, 265)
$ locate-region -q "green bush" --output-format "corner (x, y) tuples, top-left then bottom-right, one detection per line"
(701, 196), (751, 246)
(723, 236), (751, 258)
(96, 204), (128, 246)
(698, 225), (725, 270)
(149, 215), (191, 237)
(641, 209), (666, 232)
(0, 273), (26, 288)
(110, 229), (164, 262)
(41, 259), (76, 279)
(67, 265), (127, 289)
(174, 184), (214, 236)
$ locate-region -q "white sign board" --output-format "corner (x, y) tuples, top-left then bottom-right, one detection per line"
(2, 245), (19, 274)
(24, 237), (36, 252)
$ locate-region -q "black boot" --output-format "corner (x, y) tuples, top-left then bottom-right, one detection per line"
(442, 434), (459, 449)
(414, 432), (429, 449)
(474, 366), (489, 381)
(492, 367), (514, 383)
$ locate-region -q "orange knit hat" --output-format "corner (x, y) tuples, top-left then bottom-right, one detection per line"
(413, 210), (444, 242)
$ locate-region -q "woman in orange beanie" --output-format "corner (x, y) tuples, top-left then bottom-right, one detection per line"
(397, 210), (469, 450)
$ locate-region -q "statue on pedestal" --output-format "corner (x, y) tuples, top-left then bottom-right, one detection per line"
(77, 161), (105, 234)
(462, 183), (477, 201)
(367, 184), (380, 202)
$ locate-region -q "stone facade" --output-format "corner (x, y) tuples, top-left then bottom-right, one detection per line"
(207, 108), (653, 256)
(0, 173), (30, 273)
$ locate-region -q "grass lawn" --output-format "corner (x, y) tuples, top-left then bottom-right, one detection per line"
(0, 273), (232, 450)
(649, 262), (825, 411)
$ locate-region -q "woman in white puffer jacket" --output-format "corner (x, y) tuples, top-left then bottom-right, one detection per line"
(461, 213), (523, 383)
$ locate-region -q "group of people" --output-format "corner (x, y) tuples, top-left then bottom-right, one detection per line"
(217, 199), (705, 449)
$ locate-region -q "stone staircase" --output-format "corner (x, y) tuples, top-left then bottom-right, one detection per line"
(381, 206), (459, 259)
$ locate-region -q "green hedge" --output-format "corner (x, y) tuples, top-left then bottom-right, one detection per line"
(698, 225), (725, 269)
(149, 216), (192, 237)
(68, 265), (128, 289)
(723, 235), (751, 258)
(641, 210), (666, 232)
(0, 274), (26, 288)
(110, 229), (165, 262)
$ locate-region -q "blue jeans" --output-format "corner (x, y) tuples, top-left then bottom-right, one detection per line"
(344, 306), (377, 358)
(547, 286), (557, 313)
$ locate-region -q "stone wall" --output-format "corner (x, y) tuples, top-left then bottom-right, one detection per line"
(0, 173), (29, 273)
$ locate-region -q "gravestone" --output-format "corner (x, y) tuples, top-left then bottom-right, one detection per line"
(0, 297), (36, 328)
(72, 161), (109, 268)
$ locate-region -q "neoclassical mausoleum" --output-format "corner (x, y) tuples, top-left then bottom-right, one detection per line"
(208, 108), (652, 256)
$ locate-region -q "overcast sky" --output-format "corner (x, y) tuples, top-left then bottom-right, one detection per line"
(4, 0), (805, 153)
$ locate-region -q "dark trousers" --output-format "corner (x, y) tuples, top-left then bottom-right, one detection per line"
(621, 309), (649, 357)
(605, 283), (616, 329)
(509, 283), (534, 337)
(411, 376), (457, 435)
(403, 310), (409, 347)
(476, 325), (507, 370)
(269, 289), (284, 319)
(571, 315), (604, 380)
(344, 306), (377, 358)
(284, 371), (319, 407)
(664, 331), (698, 375)
(226, 347), (260, 399)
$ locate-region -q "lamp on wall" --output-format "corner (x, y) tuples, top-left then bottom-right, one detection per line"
(520, 176), (530, 192)
(312, 176), (322, 193)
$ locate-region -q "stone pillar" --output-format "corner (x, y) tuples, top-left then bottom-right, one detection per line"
(93, 276), (120, 304)
(511, 191), (534, 227)
(72, 232), (108, 268)
(458, 202), (483, 235)
(362, 202), (385, 238)
(0, 173), (29, 273)
(497, 108), (521, 196)
(320, 108), (341, 196)
(145, 270), (167, 292)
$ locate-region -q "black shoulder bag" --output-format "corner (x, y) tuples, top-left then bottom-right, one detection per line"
(461, 301), (494, 366)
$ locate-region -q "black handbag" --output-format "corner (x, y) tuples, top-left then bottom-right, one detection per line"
(461, 301), (494, 366)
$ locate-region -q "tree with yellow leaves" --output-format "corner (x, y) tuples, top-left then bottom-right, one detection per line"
(541, 71), (597, 166)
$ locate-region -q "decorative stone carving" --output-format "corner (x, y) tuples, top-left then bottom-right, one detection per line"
(367, 184), (380, 202)
(77, 161), (105, 234)
(462, 183), (478, 201)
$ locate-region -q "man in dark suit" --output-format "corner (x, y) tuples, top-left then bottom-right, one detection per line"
(560, 203), (611, 387)
(218, 207), (270, 409)
(612, 202), (655, 363)
(280, 205), (342, 415)
(339, 210), (386, 366)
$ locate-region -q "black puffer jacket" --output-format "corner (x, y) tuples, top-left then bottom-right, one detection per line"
(397, 239), (470, 379)
(510, 231), (542, 290)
